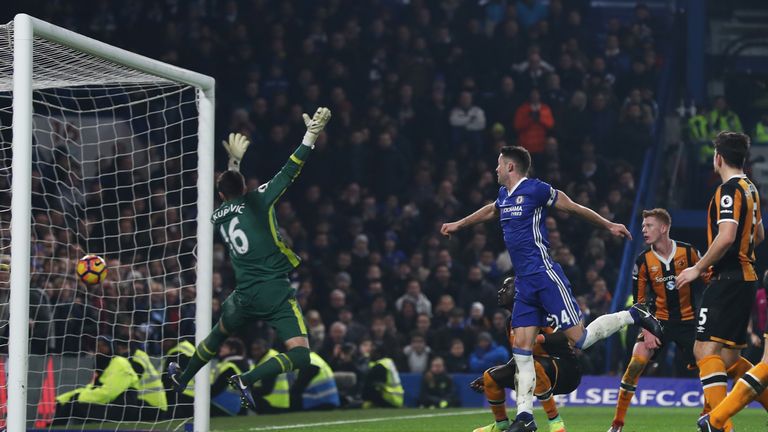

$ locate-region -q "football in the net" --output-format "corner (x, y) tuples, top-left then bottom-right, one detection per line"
(76, 255), (107, 285)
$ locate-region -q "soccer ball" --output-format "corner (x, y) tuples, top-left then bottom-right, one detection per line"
(76, 255), (107, 285)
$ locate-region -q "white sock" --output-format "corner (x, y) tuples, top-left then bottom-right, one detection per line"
(578, 311), (634, 350)
(513, 351), (535, 416)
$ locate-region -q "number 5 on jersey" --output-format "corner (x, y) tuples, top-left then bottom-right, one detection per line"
(220, 216), (249, 255)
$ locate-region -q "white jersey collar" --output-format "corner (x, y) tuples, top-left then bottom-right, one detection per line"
(651, 240), (677, 269)
(507, 177), (528, 196)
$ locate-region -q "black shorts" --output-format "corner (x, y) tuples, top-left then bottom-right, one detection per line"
(639, 320), (697, 369)
(696, 279), (757, 349)
(536, 355), (582, 396)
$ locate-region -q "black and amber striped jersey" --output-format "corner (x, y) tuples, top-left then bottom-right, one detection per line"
(632, 241), (702, 322)
(707, 175), (762, 281)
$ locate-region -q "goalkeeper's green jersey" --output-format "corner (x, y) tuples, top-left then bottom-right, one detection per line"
(211, 144), (311, 288)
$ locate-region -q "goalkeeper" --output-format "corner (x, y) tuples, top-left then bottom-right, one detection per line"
(169, 107), (331, 409)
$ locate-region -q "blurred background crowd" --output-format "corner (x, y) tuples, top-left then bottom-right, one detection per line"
(1, 0), (767, 395)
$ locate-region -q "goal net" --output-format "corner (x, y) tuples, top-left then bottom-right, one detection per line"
(0, 16), (213, 431)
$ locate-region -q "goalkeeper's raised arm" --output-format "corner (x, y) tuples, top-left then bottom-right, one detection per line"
(222, 107), (331, 204)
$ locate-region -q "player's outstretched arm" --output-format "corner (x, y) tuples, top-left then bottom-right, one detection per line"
(441, 203), (498, 237)
(258, 107), (331, 205)
(553, 190), (632, 239)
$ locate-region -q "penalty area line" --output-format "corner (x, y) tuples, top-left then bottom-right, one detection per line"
(246, 409), (489, 431)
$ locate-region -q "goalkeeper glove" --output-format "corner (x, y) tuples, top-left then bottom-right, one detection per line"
(222, 132), (251, 172)
(301, 107), (332, 147)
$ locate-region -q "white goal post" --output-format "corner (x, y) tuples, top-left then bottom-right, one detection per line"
(6, 14), (214, 432)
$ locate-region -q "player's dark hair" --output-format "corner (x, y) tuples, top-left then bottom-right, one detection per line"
(500, 146), (531, 175)
(642, 208), (671, 226)
(713, 131), (750, 168)
(217, 170), (246, 200)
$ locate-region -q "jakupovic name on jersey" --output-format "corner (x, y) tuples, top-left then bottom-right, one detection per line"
(211, 203), (245, 222)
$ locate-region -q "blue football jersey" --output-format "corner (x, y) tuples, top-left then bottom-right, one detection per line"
(495, 177), (559, 276)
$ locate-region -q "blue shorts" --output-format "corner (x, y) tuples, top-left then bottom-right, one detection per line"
(511, 264), (583, 330)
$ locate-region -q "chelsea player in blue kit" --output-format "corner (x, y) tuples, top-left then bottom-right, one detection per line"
(442, 146), (663, 432)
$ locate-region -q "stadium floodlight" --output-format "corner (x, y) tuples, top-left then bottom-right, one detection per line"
(1, 14), (214, 431)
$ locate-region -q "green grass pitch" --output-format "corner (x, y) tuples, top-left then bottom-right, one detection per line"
(70, 406), (767, 431)
(202, 406), (767, 432)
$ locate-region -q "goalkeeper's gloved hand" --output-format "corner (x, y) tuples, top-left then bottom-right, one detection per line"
(222, 132), (251, 171)
(301, 107), (332, 147)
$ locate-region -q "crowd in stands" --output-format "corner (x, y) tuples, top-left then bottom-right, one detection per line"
(0, 0), (689, 389)
(683, 95), (768, 207)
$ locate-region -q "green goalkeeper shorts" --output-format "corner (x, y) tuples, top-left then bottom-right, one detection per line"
(220, 277), (308, 341)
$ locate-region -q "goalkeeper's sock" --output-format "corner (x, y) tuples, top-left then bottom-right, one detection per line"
(577, 311), (634, 349)
(241, 346), (311, 386)
(179, 324), (227, 385)
(710, 362), (768, 429)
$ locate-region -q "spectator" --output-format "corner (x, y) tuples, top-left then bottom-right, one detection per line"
(338, 307), (368, 344)
(588, 92), (617, 154)
(465, 302), (491, 333)
(434, 307), (477, 355)
(369, 316), (402, 361)
(54, 338), (138, 423)
(444, 339), (469, 373)
(514, 50), (556, 93)
(366, 132), (408, 199)
(403, 332), (431, 374)
(753, 113), (768, 145)
(542, 73), (567, 124)
(382, 231), (407, 271)
(491, 310), (511, 350)
(604, 34), (630, 76)
(587, 278), (612, 318)
(396, 299), (419, 335)
(613, 102), (653, 167)
(396, 279), (433, 316)
(322, 289), (348, 326)
(417, 357), (459, 408)
(210, 339), (260, 416)
(487, 75), (524, 126)
(306, 310), (326, 352)
(362, 347), (404, 408)
(560, 90), (591, 149)
(469, 332), (509, 373)
(514, 89), (555, 154)
(449, 91), (487, 156)
(516, 0), (549, 31)
(709, 96), (744, 135)
(319, 321), (348, 361)
(746, 285), (767, 363)
(460, 266), (497, 312)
